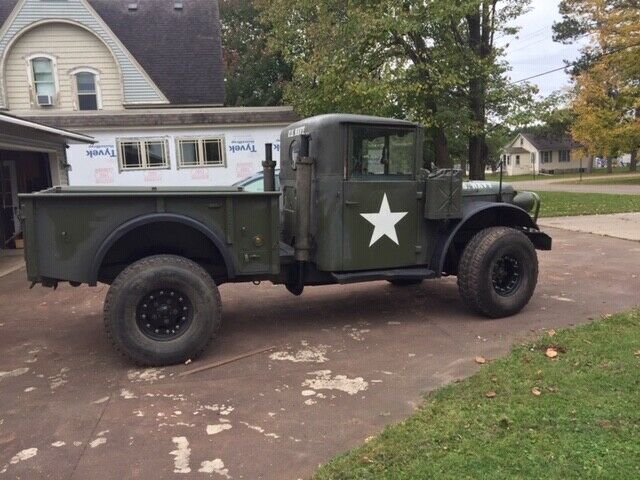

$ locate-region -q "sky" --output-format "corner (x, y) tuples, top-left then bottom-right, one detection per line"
(502, 0), (588, 98)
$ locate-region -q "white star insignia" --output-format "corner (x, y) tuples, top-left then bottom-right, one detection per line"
(360, 193), (408, 247)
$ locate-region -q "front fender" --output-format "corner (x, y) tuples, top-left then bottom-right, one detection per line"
(431, 202), (552, 275)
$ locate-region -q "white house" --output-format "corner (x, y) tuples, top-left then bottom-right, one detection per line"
(500, 133), (585, 176)
(0, 0), (298, 189)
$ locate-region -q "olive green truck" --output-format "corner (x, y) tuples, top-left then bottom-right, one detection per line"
(20, 115), (551, 366)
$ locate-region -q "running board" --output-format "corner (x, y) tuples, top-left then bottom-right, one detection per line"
(331, 268), (437, 285)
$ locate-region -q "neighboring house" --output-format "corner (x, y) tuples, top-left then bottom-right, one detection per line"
(0, 0), (298, 190)
(500, 133), (584, 176)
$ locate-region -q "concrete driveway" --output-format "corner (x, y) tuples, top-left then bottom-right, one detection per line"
(1, 227), (639, 480)
(539, 212), (640, 242)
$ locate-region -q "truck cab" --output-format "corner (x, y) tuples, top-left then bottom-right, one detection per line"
(281, 115), (427, 274)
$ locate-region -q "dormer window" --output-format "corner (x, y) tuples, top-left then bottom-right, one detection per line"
(71, 69), (102, 111)
(30, 56), (56, 105)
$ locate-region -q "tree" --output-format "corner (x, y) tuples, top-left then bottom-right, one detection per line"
(554, 0), (640, 171)
(219, 0), (292, 106)
(259, 0), (535, 179)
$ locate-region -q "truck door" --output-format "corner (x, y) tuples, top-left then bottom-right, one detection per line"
(342, 125), (420, 271)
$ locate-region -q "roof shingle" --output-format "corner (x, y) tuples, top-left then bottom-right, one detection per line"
(87, 0), (225, 106)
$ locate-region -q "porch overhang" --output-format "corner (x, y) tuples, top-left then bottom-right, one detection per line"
(0, 112), (95, 145)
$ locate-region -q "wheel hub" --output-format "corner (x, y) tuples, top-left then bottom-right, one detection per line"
(136, 289), (192, 340)
(491, 255), (522, 296)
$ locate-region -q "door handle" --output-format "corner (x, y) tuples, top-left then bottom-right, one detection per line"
(345, 201), (360, 206)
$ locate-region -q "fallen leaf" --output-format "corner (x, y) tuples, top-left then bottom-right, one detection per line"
(545, 348), (559, 359)
(597, 420), (612, 429)
(634, 350), (640, 357)
(475, 356), (487, 365)
(531, 387), (542, 396)
(547, 329), (556, 337)
(485, 391), (497, 399)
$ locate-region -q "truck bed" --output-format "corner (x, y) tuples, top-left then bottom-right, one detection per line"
(19, 187), (281, 286)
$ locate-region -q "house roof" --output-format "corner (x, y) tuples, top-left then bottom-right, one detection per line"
(0, 1), (19, 27)
(0, 0), (226, 106)
(87, 0), (225, 106)
(520, 133), (582, 151)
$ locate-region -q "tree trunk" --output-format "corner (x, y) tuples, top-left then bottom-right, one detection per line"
(606, 157), (612, 173)
(466, 8), (489, 181)
(433, 127), (451, 168)
(586, 155), (594, 174)
(460, 155), (467, 177)
(630, 150), (638, 172)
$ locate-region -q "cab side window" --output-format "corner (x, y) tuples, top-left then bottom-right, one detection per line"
(349, 126), (416, 179)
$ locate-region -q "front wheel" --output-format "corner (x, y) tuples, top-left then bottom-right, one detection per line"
(104, 255), (221, 366)
(457, 227), (538, 318)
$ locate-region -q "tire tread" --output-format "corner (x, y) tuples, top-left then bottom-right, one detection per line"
(103, 255), (221, 366)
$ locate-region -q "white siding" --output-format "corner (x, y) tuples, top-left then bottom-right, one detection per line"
(538, 148), (585, 172)
(67, 125), (286, 187)
(4, 22), (122, 112)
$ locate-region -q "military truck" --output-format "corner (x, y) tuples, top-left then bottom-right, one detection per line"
(19, 114), (551, 366)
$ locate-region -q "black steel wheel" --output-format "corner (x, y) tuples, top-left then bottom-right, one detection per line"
(457, 227), (538, 318)
(136, 289), (193, 341)
(104, 255), (221, 366)
(491, 255), (523, 296)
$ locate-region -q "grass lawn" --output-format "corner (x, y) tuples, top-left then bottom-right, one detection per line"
(536, 192), (640, 217)
(315, 311), (640, 480)
(560, 176), (640, 186)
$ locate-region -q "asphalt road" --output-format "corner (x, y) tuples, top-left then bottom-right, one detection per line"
(1, 227), (639, 480)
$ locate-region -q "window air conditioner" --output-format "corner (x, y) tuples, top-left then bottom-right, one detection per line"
(37, 95), (54, 106)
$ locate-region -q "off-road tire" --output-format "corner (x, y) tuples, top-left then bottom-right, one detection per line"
(104, 255), (221, 366)
(387, 279), (423, 286)
(457, 227), (538, 318)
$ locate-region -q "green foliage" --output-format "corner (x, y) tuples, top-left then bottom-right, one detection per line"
(315, 311), (640, 479)
(258, 0), (537, 176)
(554, 0), (640, 164)
(220, 0), (292, 106)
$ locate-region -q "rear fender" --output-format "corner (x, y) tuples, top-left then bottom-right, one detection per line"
(431, 202), (552, 275)
(89, 213), (237, 284)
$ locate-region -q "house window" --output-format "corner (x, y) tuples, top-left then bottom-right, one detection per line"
(117, 139), (170, 170)
(531, 152), (536, 164)
(31, 57), (56, 100)
(74, 71), (100, 111)
(541, 151), (551, 164)
(506, 155), (511, 166)
(176, 138), (226, 168)
(559, 149), (571, 162)
(516, 155), (520, 165)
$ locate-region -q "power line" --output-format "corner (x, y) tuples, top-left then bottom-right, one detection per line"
(509, 41), (640, 85)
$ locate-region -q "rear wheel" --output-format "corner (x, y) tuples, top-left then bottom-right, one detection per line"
(457, 227), (538, 318)
(104, 255), (221, 366)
